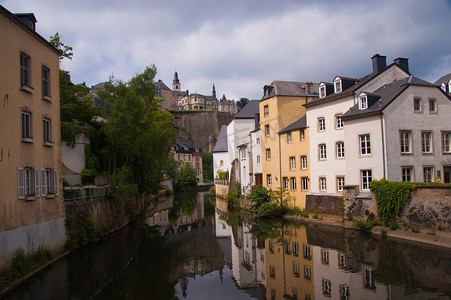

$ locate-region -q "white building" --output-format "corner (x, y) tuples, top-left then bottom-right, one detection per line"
(213, 125), (230, 179)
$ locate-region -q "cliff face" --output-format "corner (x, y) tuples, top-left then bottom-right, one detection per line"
(173, 111), (234, 151)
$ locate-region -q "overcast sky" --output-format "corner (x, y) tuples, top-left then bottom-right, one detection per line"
(2, 0), (451, 100)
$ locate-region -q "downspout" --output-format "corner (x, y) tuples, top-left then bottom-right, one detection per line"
(380, 112), (387, 179)
(279, 132), (283, 206)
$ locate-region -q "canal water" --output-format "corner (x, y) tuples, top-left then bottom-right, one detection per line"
(2, 191), (451, 299)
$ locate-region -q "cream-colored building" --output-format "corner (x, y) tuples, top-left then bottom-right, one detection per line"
(260, 81), (318, 208)
(0, 6), (65, 266)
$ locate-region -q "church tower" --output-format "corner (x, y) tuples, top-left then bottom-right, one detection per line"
(212, 83), (216, 98)
(172, 71), (180, 91)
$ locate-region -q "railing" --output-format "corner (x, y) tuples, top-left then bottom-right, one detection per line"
(63, 186), (109, 201)
(214, 179), (229, 186)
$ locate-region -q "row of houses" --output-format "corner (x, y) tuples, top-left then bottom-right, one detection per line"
(214, 54), (451, 209)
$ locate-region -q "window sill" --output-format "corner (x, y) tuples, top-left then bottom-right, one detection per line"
(46, 194), (56, 199)
(21, 85), (33, 94)
(422, 152), (434, 156)
(42, 95), (52, 102)
(21, 137), (34, 144)
(400, 152), (413, 156)
(44, 141), (54, 147)
(24, 195), (36, 201)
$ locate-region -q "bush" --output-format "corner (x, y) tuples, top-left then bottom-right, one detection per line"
(257, 202), (285, 218)
(352, 220), (374, 232)
(248, 185), (272, 211)
(313, 214), (319, 219)
(81, 168), (97, 185)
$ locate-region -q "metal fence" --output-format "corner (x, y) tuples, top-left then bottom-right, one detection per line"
(63, 186), (109, 201)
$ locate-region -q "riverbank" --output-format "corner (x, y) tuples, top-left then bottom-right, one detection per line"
(284, 215), (451, 249)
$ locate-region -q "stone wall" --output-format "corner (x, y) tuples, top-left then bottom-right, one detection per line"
(173, 111), (234, 151)
(215, 183), (229, 212)
(343, 186), (377, 220)
(305, 194), (343, 215)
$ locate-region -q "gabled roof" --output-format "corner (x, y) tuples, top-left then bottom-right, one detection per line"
(279, 115), (307, 134)
(235, 100), (259, 119)
(305, 62), (410, 108)
(434, 73), (451, 85)
(262, 81), (319, 100)
(155, 80), (171, 91)
(91, 82), (107, 90)
(213, 125), (228, 153)
(342, 76), (439, 119)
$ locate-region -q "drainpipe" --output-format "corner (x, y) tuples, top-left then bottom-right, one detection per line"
(278, 132), (283, 206)
(379, 112), (387, 179)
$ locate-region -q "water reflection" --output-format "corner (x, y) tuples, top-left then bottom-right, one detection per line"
(2, 193), (450, 299)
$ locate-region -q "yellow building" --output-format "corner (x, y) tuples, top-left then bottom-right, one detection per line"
(260, 81), (317, 208)
(279, 116), (310, 209)
(0, 6), (65, 266)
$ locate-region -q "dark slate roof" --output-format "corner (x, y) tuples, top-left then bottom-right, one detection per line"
(262, 81), (319, 100)
(342, 76), (438, 119)
(279, 115), (307, 134)
(235, 100), (259, 119)
(305, 62), (409, 108)
(434, 73), (451, 85)
(91, 82), (107, 90)
(155, 80), (171, 91)
(213, 125), (228, 153)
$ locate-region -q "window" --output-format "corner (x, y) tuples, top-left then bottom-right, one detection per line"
(220, 160), (224, 166)
(339, 253), (346, 268)
(361, 170), (372, 190)
(42, 66), (50, 99)
(335, 114), (343, 129)
(264, 105), (269, 116)
(400, 131), (412, 154)
(336, 142), (344, 158)
(402, 167), (412, 182)
(20, 52), (30, 87)
(291, 177), (297, 190)
(360, 134), (371, 155)
(334, 79), (342, 93)
(300, 129), (305, 140)
(301, 156), (307, 169)
(319, 85), (326, 98)
(287, 131), (292, 143)
(322, 279), (331, 296)
(293, 242), (299, 256)
(43, 118), (52, 145)
(337, 176), (345, 191)
(265, 124), (270, 136)
(283, 177), (288, 190)
(256, 137), (260, 144)
(319, 144), (326, 160)
(303, 245), (311, 259)
(293, 262), (300, 277)
(17, 167), (39, 199)
(269, 265), (275, 278)
(414, 97), (422, 112)
(429, 99), (436, 113)
(421, 132), (433, 153)
(290, 157), (296, 170)
(340, 284), (350, 300)
(256, 155), (260, 163)
(240, 148), (246, 160)
(266, 148), (271, 160)
(423, 167), (433, 183)
(267, 174), (272, 186)
(269, 240), (274, 252)
(443, 132), (451, 153)
(364, 267), (375, 290)
(301, 177), (308, 191)
(358, 95), (368, 110)
(318, 117), (325, 132)
(320, 177), (327, 191)
(304, 265), (311, 280)
(21, 111), (32, 140)
(285, 243), (291, 254)
(321, 249), (329, 264)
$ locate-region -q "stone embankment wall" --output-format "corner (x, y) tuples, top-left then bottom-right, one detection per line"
(343, 185), (451, 229)
(215, 182), (229, 212)
(305, 194), (343, 216)
(172, 111), (234, 151)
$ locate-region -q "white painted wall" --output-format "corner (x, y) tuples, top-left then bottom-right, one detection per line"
(213, 151), (230, 179)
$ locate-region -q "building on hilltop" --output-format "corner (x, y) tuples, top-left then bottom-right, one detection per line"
(169, 137), (203, 183)
(0, 5), (65, 267)
(155, 71), (188, 110)
(218, 94), (237, 114)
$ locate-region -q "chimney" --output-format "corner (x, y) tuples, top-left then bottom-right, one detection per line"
(394, 57), (409, 74)
(305, 81), (313, 94)
(371, 54), (387, 74)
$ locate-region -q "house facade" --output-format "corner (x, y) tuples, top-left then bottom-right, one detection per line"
(260, 81), (318, 206)
(0, 6), (65, 266)
(304, 55), (410, 195)
(170, 137), (203, 183)
(213, 125), (230, 179)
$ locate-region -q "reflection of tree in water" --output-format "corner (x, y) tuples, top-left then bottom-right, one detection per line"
(168, 191), (198, 224)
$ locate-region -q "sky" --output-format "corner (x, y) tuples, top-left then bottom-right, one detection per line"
(2, 0), (451, 100)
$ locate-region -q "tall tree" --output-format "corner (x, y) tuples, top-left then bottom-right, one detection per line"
(236, 98), (249, 112)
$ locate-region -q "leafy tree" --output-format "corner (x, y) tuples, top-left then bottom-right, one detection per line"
(177, 163), (197, 188)
(202, 151), (213, 181)
(97, 65), (176, 195)
(49, 32), (73, 60)
(236, 98), (249, 112)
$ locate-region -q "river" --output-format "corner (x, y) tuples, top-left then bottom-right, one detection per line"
(2, 191), (451, 299)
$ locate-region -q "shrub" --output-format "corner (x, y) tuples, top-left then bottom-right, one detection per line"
(257, 202), (285, 218)
(346, 212), (354, 220)
(313, 214), (319, 219)
(352, 220), (373, 232)
(248, 185), (272, 211)
(292, 206), (302, 216)
(381, 229), (387, 236)
(411, 227), (420, 233)
(388, 222), (399, 230)
(81, 168), (97, 185)
(427, 228), (436, 235)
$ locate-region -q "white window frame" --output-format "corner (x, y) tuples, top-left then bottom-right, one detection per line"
(266, 148), (271, 160)
(414, 97), (422, 112)
(319, 84), (326, 98)
(421, 131), (433, 154)
(290, 157), (296, 170)
(301, 177), (308, 191)
(334, 79), (342, 93)
(361, 170), (372, 190)
(336, 142), (344, 159)
(319, 144), (327, 160)
(43, 118), (52, 144)
(337, 176), (345, 192)
(264, 105), (269, 116)
(335, 114), (343, 129)
(300, 129), (305, 140)
(443, 132), (451, 153)
(287, 131), (292, 143)
(320, 177), (326, 191)
(304, 265), (311, 279)
(301, 156), (307, 169)
(291, 177), (297, 190)
(360, 134), (371, 155)
(318, 117), (325, 132)
(20, 52), (31, 87)
(400, 131), (412, 154)
(402, 167), (412, 182)
(358, 95), (368, 110)
(42, 66), (50, 99)
(265, 124), (270, 136)
(423, 166), (433, 183)
(21, 111), (32, 140)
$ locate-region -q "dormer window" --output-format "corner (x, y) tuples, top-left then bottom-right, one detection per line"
(442, 83), (447, 92)
(358, 95), (368, 110)
(334, 78), (342, 93)
(319, 84), (326, 98)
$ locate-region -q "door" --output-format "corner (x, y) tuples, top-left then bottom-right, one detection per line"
(444, 166), (451, 183)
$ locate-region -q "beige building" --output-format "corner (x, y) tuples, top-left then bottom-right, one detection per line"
(0, 6), (65, 266)
(169, 137), (203, 183)
(260, 81), (318, 208)
(155, 71), (188, 110)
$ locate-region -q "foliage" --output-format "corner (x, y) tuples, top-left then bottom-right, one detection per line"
(49, 32), (73, 60)
(381, 229), (387, 236)
(257, 202), (285, 218)
(80, 168), (97, 185)
(64, 215), (77, 250)
(236, 98), (249, 112)
(216, 170), (229, 180)
(226, 187), (240, 207)
(247, 185), (289, 218)
(351, 220), (374, 232)
(427, 228), (436, 235)
(202, 151), (213, 181)
(248, 185), (272, 211)
(313, 214), (319, 219)
(388, 221), (399, 230)
(97, 65), (176, 195)
(346, 212), (354, 220)
(177, 163), (197, 188)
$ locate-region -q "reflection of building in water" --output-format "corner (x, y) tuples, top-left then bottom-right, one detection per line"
(265, 225), (314, 300)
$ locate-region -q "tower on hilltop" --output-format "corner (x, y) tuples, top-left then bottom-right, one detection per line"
(173, 71), (180, 91)
(212, 83), (216, 98)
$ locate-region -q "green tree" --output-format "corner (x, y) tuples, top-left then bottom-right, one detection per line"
(49, 32), (73, 60)
(97, 65), (176, 195)
(202, 151), (213, 181)
(177, 163), (197, 188)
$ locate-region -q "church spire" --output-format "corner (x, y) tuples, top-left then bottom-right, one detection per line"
(172, 70), (180, 91)
(212, 83), (216, 98)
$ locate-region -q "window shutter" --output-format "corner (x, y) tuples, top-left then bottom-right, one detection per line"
(41, 168), (46, 196)
(34, 168), (40, 197)
(18, 167), (25, 199)
(54, 169), (58, 195)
